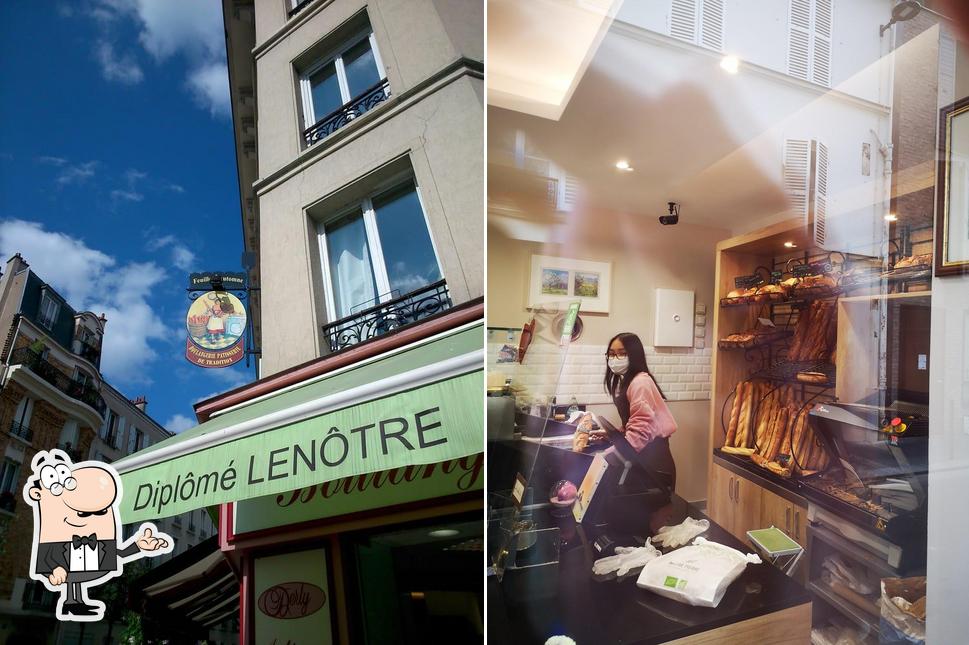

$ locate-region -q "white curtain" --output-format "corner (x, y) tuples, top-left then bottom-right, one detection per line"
(327, 215), (377, 319)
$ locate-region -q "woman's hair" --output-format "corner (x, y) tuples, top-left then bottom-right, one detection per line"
(603, 332), (666, 423)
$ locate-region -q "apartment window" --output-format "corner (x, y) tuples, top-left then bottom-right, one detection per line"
(127, 427), (143, 455)
(669, 0), (724, 52)
(0, 459), (20, 495)
(788, 0), (833, 86)
(784, 138), (829, 247)
(104, 411), (121, 448)
(72, 368), (91, 390)
(299, 27), (388, 144)
(11, 397), (34, 441)
(38, 291), (60, 330)
(317, 180), (442, 322)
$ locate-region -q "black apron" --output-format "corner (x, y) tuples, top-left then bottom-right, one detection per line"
(607, 396), (677, 496)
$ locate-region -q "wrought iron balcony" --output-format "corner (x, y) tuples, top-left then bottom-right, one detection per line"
(9, 420), (32, 442)
(322, 280), (452, 353)
(9, 348), (107, 419)
(303, 78), (391, 146)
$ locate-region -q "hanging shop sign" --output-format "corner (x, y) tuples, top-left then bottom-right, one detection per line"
(255, 548), (333, 644)
(185, 291), (247, 368)
(188, 272), (247, 291)
(233, 453), (483, 535)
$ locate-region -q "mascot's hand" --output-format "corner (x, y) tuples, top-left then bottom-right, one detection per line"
(136, 527), (169, 552)
(49, 566), (67, 585)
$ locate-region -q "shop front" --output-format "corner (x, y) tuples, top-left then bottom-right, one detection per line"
(115, 302), (484, 644)
(484, 1), (956, 642)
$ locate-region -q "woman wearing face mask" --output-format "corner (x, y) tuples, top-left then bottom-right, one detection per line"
(603, 332), (677, 495)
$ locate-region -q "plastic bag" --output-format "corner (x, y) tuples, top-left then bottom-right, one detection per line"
(652, 517), (710, 549)
(592, 541), (661, 577)
(636, 537), (761, 607)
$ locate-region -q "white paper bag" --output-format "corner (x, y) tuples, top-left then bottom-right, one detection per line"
(636, 537), (761, 607)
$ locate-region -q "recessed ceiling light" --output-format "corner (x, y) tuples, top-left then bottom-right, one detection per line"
(720, 55), (740, 74)
(615, 160), (633, 171)
(884, 213), (898, 222)
(784, 241), (797, 248)
(428, 529), (459, 538)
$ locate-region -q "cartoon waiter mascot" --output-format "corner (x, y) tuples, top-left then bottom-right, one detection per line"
(23, 449), (173, 621)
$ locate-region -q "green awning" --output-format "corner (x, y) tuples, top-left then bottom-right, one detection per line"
(115, 322), (482, 523)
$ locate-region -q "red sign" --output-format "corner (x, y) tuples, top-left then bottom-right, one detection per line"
(185, 337), (245, 368)
(257, 582), (326, 620)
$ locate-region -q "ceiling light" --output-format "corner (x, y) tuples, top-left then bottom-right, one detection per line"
(615, 160), (633, 171)
(428, 529), (459, 538)
(784, 241), (797, 248)
(884, 213), (898, 222)
(720, 55), (740, 74)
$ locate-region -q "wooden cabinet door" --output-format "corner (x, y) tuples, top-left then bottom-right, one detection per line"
(760, 487), (794, 536)
(707, 463), (734, 533)
(790, 502), (809, 583)
(731, 475), (763, 541)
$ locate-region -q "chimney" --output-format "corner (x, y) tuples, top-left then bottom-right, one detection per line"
(131, 396), (147, 412)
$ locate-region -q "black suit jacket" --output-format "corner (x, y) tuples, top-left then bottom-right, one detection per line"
(34, 539), (140, 576)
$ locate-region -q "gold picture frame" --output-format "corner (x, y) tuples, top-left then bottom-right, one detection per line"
(936, 97), (969, 276)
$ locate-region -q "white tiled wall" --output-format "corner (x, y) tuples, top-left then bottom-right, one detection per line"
(488, 342), (712, 403)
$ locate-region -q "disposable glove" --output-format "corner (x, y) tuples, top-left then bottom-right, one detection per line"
(652, 517), (710, 549)
(592, 541), (661, 577)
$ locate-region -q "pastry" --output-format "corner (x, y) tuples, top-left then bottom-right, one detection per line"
(796, 371), (827, 384)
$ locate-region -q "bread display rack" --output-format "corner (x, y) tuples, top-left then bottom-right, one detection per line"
(706, 218), (932, 636)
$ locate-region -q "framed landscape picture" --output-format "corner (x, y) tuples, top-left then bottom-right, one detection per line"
(936, 97), (969, 276)
(528, 255), (612, 313)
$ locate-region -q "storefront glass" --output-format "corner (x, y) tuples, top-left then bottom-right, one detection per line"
(486, 1), (967, 642)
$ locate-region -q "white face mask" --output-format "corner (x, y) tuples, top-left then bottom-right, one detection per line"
(608, 356), (630, 375)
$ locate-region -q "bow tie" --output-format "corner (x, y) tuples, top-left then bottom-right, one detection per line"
(72, 534), (97, 549)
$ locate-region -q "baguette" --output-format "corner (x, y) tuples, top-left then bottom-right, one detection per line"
(725, 381), (746, 446)
(796, 371), (827, 384)
(736, 381), (755, 448)
(721, 446), (756, 456)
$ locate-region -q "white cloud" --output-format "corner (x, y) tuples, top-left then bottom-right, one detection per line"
(37, 156), (68, 166)
(111, 168), (147, 202)
(110, 189), (144, 202)
(95, 40), (144, 85)
(170, 245), (195, 271)
(146, 234), (196, 272)
(0, 220), (173, 386)
(186, 62), (231, 118)
(56, 161), (98, 186)
(167, 183), (185, 194)
(163, 413), (195, 434)
(91, 0), (229, 119)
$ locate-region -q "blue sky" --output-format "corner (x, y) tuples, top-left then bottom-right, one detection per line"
(0, 1), (255, 434)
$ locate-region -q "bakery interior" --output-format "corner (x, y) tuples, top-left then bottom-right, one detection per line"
(485, 1), (969, 643)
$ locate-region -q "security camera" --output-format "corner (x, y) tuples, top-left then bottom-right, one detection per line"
(659, 202), (679, 225)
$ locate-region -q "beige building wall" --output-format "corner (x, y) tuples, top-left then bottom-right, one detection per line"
(248, 0), (483, 376)
(487, 221), (729, 503)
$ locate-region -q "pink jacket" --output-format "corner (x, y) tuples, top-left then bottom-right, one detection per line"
(623, 373), (677, 452)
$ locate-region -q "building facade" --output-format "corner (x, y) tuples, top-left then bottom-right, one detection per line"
(115, 1), (485, 642)
(0, 254), (215, 644)
(226, 0), (484, 377)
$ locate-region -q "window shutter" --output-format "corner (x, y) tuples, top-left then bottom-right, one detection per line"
(699, 0), (724, 52)
(783, 139), (811, 218)
(812, 141), (829, 247)
(670, 0), (698, 44)
(812, 0), (833, 86)
(788, 0), (812, 81)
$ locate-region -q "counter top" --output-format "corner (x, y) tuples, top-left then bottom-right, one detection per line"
(487, 495), (811, 645)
